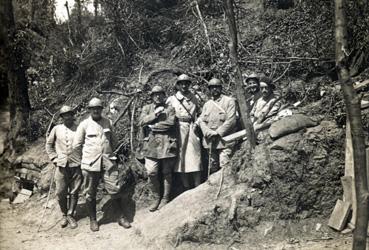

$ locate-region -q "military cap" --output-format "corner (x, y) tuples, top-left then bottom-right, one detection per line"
(207, 78), (222, 87)
(88, 97), (103, 108)
(150, 85), (165, 95)
(59, 105), (74, 115)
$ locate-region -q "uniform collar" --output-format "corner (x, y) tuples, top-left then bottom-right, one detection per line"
(212, 94), (223, 102)
(176, 91), (191, 101)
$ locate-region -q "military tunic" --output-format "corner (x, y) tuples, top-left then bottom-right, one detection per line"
(250, 93), (281, 127)
(198, 95), (237, 170)
(45, 124), (82, 203)
(73, 116), (117, 172)
(73, 116), (117, 201)
(139, 103), (177, 175)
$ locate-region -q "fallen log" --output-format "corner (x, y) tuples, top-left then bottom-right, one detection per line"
(222, 129), (247, 143)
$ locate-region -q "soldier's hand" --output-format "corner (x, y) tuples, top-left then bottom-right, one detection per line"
(154, 106), (164, 115)
(51, 157), (57, 165)
(207, 130), (219, 139)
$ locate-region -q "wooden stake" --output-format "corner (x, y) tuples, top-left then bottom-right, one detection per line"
(130, 98), (137, 152)
(112, 96), (135, 127)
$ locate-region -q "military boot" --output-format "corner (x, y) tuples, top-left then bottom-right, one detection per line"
(148, 175), (161, 212)
(67, 195), (78, 229)
(86, 199), (99, 232)
(58, 197), (68, 228)
(159, 173), (172, 209)
(115, 199), (131, 229)
(118, 217), (131, 229)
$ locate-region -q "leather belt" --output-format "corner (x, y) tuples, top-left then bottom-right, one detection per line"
(178, 117), (192, 123)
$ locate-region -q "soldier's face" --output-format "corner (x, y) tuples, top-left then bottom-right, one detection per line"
(152, 92), (165, 105)
(246, 79), (260, 94)
(260, 82), (272, 98)
(209, 86), (222, 98)
(90, 107), (103, 120)
(61, 112), (74, 124)
(177, 81), (190, 94)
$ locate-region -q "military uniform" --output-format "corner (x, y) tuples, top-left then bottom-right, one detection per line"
(46, 106), (82, 229)
(73, 116), (117, 202)
(72, 98), (131, 231)
(139, 88), (177, 211)
(251, 93), (281, 125)
(198, 94), (237, 171)
(166, 91), (202, 173)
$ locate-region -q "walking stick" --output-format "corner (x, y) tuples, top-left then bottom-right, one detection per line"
(207, 139), (214, 179)
(37, 166), (56, 232)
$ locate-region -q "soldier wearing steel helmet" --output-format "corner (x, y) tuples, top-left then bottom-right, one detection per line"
(166, 74), (202, 191)
(197, 78), (237, 174)
(73, 97), (131, 231)
(46, 105), (82, 229)
(139, 86), (177, 212)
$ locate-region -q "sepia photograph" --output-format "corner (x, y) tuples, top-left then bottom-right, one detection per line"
(0, 0), (368, 249)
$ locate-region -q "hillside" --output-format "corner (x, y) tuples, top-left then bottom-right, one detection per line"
(0, 0), (368, 249)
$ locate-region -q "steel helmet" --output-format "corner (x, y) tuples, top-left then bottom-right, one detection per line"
(245, 73), (259, 82)
(88, 97), (103, 108)
(150, 85), (165, 95)
(208, 78), (222, 87)
(59, 105), (74, 115)
(259, 76), (276, 90)
(176, 74), (191, 83)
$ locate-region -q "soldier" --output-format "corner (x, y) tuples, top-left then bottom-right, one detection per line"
(139, 86), (177, 212)
(197, 78), (237, 173)
(46, 105), (82, 229)
(167, 74), (202, 191)
(243, 73), (261, 108)
(73, 97), (131, 232)
(250, 77), (281, 132)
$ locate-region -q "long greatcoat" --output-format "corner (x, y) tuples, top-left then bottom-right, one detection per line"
(167, 92), (202, 173)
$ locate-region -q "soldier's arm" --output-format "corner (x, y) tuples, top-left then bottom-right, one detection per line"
(45, 126), (58, 162)
(70, 121), (86, 163)
(268, 98), (282, 117)
(256, 97), (281, 124)
(215, 98), (237, 137)
(151, 105), (176, 131)
(255, 98), (282, 131)
(139, 105), (157, 126)
(197, 103), (216, 137)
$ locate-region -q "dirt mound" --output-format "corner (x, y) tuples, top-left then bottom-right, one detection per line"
(232, 120), (344, 219)
(143, 118), (345, 245)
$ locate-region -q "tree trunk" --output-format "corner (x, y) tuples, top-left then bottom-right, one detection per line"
(335, 0), (369, 249)
(94, 0), (99, 17)
(0, 0), (31, 154)
(76, 0), (82, 25)
(223, 0), (256, 149)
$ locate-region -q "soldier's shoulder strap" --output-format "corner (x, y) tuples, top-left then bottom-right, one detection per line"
(208, 99), (226, 114)
(174, 95), (196, 122)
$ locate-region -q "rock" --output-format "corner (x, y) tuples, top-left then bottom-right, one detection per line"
(328, 199), (351, 231)
(270, 133), (303, 151)
(269, 114), (318, 139)
(264, 224), (274, 236)
(12, 188), (32, 204)
(38, 163), (55, 191)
